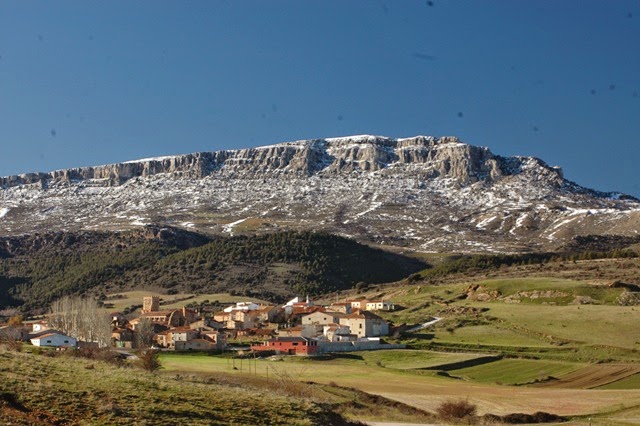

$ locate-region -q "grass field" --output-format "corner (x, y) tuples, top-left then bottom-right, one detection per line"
(599, 373), (640, 390)
(472, 303), (640, 351)
(356, 349), (487, 370)
(447, 358), (581, 385)
(157, 351), (640, 419)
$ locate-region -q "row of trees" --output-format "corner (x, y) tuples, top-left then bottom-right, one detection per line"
(49, 296), (112, 347)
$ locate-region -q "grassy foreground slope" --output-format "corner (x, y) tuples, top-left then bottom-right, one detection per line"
(0, 349), (359, 426)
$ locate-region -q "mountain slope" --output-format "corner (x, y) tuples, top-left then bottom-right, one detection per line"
(1, 135), (638, 252)
(0, 226), (426, 311)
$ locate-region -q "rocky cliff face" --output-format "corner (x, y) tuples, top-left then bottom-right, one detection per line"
(1, 135), (638, 252)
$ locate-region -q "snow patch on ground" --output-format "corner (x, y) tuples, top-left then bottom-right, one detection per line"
(476, 216), (497, 229)
(223, 218), (247, 234)
(355, 202), (382, 218)
(130, 217), (147, 226)
(0, 208), (9, 219)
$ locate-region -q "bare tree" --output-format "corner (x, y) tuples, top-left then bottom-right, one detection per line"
(49, 296), (112, 347)
(135, 318), (156, 349)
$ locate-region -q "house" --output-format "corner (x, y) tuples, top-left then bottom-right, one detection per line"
(301, 311), (344, 326)
(251, 336), (319, 356)
(30, 332), (77, 348)
(189, 318), (223, 331)
(111, 327), (134, 348)
(283, 296), (314, 316)
(322, 324), (356, 342)
(154, 327), (198, 349)
(139, 307), (197, 328)
(201, 330), (226, 350)
(277, 324), (318, 339)
(339, 311), (389, 338)
(365, 300), (394, 311)
(347, 299), (367, 310)
(254, 305), (279, 323)
(110, 312), (126, 326)
(327, 302), (352, 314)
(168, 327), (198, 348)
(29, 320), (50, 333)
(175, 339), (217, 351)
(223, 301), (260, 312)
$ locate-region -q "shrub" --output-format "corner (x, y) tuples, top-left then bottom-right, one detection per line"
(436, 399), (477, 421)
(137, 348), (161, 372)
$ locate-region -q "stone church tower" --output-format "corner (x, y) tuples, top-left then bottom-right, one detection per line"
(142, 296), (160, 313)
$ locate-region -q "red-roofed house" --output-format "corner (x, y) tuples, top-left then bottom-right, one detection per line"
(250, 336), (319, 356)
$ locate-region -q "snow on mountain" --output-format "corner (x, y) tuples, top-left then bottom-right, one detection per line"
(1, 135), (638, 253)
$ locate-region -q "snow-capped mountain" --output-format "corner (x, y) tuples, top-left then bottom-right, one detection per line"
(1, 135), (638, 253)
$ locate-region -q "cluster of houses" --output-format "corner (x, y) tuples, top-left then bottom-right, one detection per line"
(0, 295), (402, 356)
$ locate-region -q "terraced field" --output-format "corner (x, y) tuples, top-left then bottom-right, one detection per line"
(533, 364), (640, 389)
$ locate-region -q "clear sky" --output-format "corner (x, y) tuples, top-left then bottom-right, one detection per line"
(1, 1), (639, 196)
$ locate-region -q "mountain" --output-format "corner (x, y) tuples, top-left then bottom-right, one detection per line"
(1, 135), (639, 253)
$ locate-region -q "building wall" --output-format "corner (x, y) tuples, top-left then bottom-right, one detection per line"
(32, 333), (77, 347)
(142, 296), (160, 313)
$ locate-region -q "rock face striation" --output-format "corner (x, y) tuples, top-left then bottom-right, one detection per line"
(1, 135), (638, 252)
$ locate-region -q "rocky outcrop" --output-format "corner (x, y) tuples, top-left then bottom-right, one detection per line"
(1, 135), (639, 253)
(0, 135), (562, 189)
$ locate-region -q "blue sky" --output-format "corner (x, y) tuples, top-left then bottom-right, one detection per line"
(1, 1), (639, 196)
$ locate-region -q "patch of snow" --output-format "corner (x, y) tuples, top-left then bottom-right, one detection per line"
(180, 222), (195, 228)
(355, 202), (382, 218)
(123, 155), (178, 164)
(130, 217), (147, 226)
(223, 218), (247, 234)
(509, 213), (529, 235)
(0, 207), (9, 219)
(325, 135), (383, 143)
(476, 216), (497, 229)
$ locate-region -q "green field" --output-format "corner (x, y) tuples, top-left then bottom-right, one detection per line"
(472, 303), (640, 350)
(447, 358), (581, 385)
(598, 373), (640, 390)
(356, 349), (487, 370)
(432, 324), (554, 347)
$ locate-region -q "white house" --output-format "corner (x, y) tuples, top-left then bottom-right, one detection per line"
(223, 302), (260, 313)
(30, 332), (77, 348)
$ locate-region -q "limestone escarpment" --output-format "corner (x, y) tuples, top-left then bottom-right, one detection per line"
(0, 135), (555, 188)
(1, 135), (638, 253)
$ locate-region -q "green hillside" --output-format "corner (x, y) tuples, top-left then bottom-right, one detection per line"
(0, 227), (425, 313)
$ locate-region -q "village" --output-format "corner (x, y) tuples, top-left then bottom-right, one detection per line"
(0, 295), (405, 356)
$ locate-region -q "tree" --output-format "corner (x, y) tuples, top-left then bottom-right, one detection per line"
(49, 296), (112, 347)
(135, 318), (156, 349)
(7, 314), (23, 326)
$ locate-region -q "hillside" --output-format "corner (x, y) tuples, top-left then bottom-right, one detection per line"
(356, 255), (640, 363)
(0, 349), (360, 426)
(0, 226), (425, 313)
(1, 135), (639, 253)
